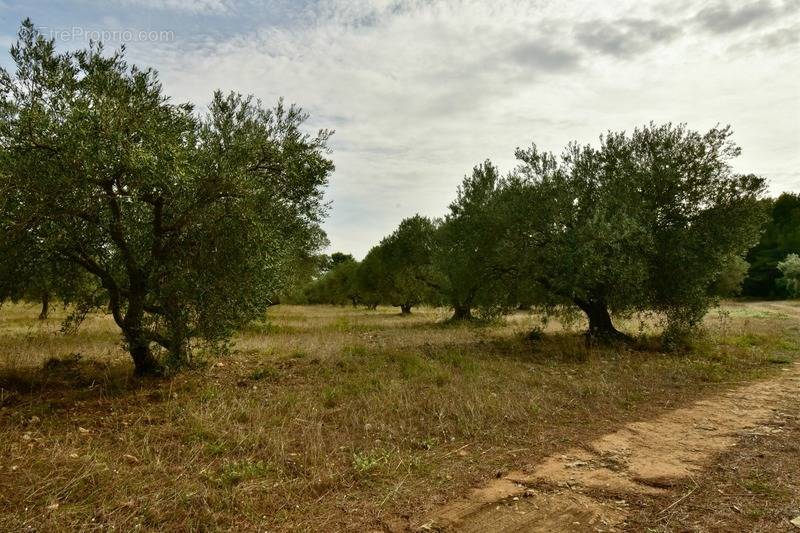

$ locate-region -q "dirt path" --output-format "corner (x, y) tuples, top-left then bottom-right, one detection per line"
(417, 362), (800, 532)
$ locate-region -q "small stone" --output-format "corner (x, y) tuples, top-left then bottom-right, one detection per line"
(566, 460), (588, 468)
(790, 516), (800, 529)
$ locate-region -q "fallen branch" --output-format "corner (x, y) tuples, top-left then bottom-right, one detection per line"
(659, 485), (698, 515)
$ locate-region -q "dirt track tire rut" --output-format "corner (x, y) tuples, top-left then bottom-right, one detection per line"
(417, 363), (800, 532)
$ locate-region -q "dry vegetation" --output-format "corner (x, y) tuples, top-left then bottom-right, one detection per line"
(1, 301), (798, 531)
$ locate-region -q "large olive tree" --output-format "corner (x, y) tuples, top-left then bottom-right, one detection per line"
(0, 21), (333, 374)
(505, 123), (766, 341)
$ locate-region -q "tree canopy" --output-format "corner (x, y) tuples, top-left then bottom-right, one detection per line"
(777, 253), (800, 297)
(500, 123), (766, 341)
(307, 124), (767, 345)
(0, 20), (779, 369)
(304, 254), (361, 306)
(0, 21), (333, 374)
(357, 215), (439, 314)
(432, 161), (507, 320)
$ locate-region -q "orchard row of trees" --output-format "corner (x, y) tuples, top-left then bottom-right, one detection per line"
(305, 125), (772, 344)
(0, 21), (793, 376)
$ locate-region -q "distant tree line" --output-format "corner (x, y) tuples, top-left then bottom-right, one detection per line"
(741, 193), (800, 298)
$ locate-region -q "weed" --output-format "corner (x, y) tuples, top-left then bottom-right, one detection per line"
(322, 386), (339, 408)
(352, 449), (390, 475)
(248, 366), (279, 381)
(216, 460), (271, 487)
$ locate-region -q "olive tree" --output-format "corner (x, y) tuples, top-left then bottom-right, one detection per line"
(709, 255), (749, 297)
(506, 123), (766, 341)
(434, 161), (507, 320)
(356, 246), (389, 309)
(0, 22), (333, 374)
(358, 215), (438, 314)
(304, 256), (361, 306)
(743, 193), (800, 297)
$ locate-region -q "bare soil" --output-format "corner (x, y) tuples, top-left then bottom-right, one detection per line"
(626, 410), (800, 532)
(418, 362), (800, 532)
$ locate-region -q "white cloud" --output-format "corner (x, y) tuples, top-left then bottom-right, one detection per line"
(114, 0), (800, 256)
(104, 0), (233, 13)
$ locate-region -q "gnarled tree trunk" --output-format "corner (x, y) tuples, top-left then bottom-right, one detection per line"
(451, 303), (472, 320)
(126, 331), (161, 376)
(573, 298), (629, 343)
(120, 279), (163, 376)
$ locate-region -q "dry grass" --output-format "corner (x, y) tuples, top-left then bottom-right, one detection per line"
(0, 301), (798, 531)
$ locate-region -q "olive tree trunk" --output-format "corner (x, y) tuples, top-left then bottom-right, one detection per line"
(451, 303), (472, 320)
(126, 332), (161, 376)
(118, 279), (163, 376)
(573, 298), (629, 342)
(38, 292), (49, 320)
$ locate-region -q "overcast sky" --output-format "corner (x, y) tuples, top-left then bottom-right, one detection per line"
(1, 0), (798, 257)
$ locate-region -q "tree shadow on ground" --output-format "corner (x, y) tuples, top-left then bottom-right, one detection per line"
(0, 354), (155, 406)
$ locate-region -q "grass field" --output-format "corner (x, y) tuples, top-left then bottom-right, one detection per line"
(1, 301), (798, 531)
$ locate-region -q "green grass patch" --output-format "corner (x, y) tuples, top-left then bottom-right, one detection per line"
(215, 459), (271, 487)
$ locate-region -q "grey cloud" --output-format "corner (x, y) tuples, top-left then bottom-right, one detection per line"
(730, 22), (800, 51)
(411, 36), (583, 119)
(575, 18), (682, 58)
(694, 0), (795, 34)
(508, 38), (582, 72)
(758, 23), (800, 46)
